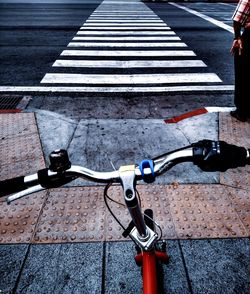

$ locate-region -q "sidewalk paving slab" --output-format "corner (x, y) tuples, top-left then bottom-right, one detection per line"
(179, 238), (250, 294)
(14, 243), (103, 294)
(1, 239), (249, 294)
(0, 244), (29, 294)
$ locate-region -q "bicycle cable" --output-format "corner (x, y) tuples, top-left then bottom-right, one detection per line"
(104, 183), (126, 230)
(104, 183), (161, 242)
(104, 184), (126, 207)
(104, 183), (139, 247)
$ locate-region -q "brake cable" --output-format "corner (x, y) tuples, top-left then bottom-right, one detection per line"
(103, 183), (142, 233)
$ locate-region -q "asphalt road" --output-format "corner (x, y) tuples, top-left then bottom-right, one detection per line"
(0, 1), (99, 85)
(0, 0), (236, 88)
(150, 1), (235, 85)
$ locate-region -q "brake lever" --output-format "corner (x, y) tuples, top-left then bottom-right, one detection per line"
(7, 184), (45, 204)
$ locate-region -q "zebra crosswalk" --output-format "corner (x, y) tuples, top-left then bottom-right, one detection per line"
(40, 0), (225, 93)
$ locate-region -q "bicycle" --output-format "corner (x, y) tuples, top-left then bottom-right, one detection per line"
(0, 140), (249, 294)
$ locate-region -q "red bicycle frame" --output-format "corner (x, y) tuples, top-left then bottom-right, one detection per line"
(135, 249), (169, 294)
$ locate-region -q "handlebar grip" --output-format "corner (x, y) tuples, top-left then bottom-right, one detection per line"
(0, 176), (27, 197)
(193, 140), (249, 172)
(220, 142), (248, 168)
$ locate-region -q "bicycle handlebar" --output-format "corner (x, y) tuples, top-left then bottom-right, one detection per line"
(0, 140), (249, 203)
(0, 148), (194, 201)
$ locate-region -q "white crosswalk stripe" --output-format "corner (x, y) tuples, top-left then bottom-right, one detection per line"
(88, 17), (160, 19)
(86, 19), (165, 22)
(77, 31), (175, 35)
(67, 42), (187, 47)
(41, 73), (221, 84)
(82, 24), (168, 26)
(73, 36), (181, 41)
(79, 26), (171, 30)
(52, 60), (206, 68)
(60, 50), (197, 57)
(40, 0), (224, 93)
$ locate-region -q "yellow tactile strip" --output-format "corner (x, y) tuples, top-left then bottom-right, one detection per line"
(219, 113), (250, 189)
(0, 184), (249, 244)
(0, 113), (45, 180)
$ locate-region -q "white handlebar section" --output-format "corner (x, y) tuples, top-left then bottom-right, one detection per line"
(6, 147), (194, 203)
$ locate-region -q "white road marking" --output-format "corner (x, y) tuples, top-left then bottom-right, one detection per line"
(85, 19), (166, 26)
(88, 17), (160, 19)
(100, 1), (143, 3)
(86, 19), (164, 23)
(73, 36), (180, 41)
(77, 31), (175, 35)
(219, 2), (236, 8)
(170, 2), (234, 33)
(92, 11), (157, 13)
(61, 50), (196, 56)
(91, 13), (158, 15)
(83, 23), (168, 26)
(80, 27), (171, 30)
(205, 106), (235, 112)
(40, 73), (222, 84)
(34, 0), (227, 94)
(0, 85), (234, 93)
(67, 42), (187, 47)
(53, 60), (207, 68)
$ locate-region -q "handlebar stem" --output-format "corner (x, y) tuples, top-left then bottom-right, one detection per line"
(119, 165), (148, 239)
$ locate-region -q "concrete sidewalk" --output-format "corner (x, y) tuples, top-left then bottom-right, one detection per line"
(0, 105), (249, 293)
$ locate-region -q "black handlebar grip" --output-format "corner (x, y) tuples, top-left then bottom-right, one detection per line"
(0, 176), (26, 197)
(193, 140), (248, 172)
(219, 141), (247, 168)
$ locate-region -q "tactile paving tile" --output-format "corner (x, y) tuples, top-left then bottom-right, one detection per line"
(0, 191), (48, 243)
(167, 184), (248, 239)
(20, 184), (248, 244)
(1, 184), (249, 243)
(0, 113), (45, 180)
(32, 187), (106, 243)
(0, 113), (48, 243)
(0, 113), (37, 139)
(219, 113), (250, 190)
(0, 134), (44, 166)
(0, 158), (46, 181)
(32, 185), (177, 244)
(226, 186), (250, 235)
